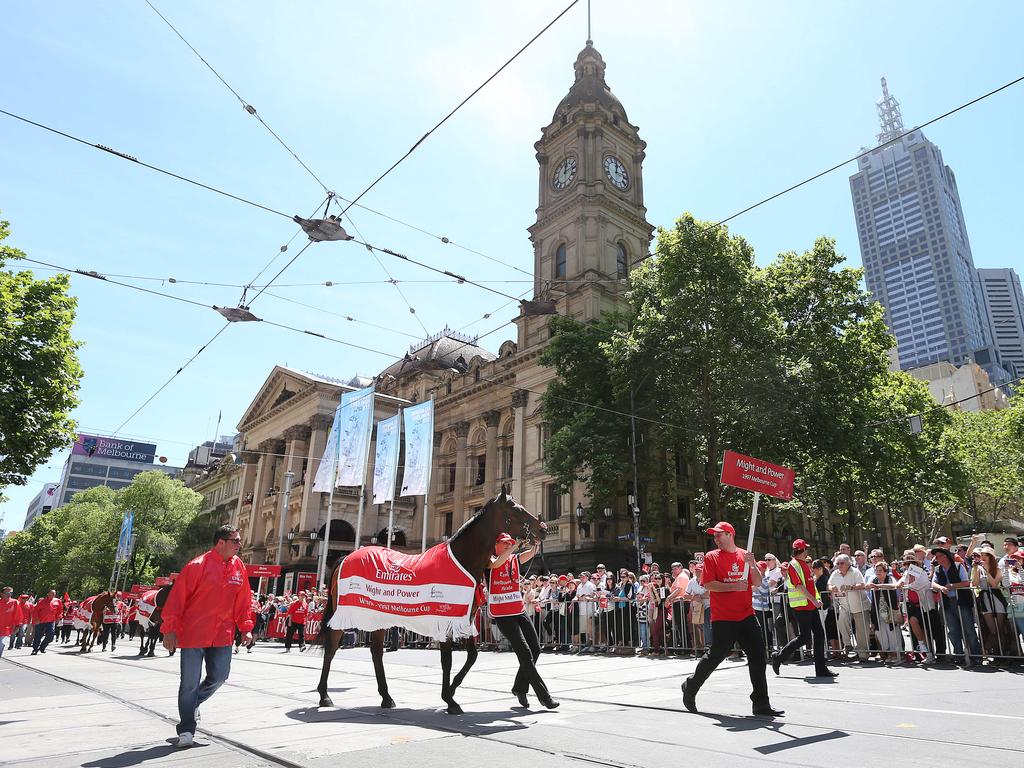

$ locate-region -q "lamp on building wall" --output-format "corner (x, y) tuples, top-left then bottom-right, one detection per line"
(603, 506), (613, 518)
(575, 502), (590, 537)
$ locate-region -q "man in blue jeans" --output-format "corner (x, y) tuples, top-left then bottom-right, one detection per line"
(161, 525), (253, 748)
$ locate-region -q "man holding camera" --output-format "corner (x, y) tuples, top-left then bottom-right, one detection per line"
(681, 521), (783, 718)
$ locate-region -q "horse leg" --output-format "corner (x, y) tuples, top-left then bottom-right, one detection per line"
(370, 629), (395, 708)
(316, 629), (343, 707)
(450, 637), (478, 695)
(440, 640), (461, 714)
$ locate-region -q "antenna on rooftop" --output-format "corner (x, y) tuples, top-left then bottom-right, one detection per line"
(876, 76), (905, 145)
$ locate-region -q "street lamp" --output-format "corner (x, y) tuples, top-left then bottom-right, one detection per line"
(603, 507), (613, 518)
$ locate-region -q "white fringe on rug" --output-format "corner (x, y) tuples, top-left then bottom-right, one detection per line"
(328, 605), (477, 641)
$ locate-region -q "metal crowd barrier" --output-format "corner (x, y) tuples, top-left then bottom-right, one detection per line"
(250, 584), (1023, 668)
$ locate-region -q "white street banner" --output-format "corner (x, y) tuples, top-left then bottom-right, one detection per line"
(115, 510), (134, 563)
(336, 385), (375, 487)
(311, 405), (342, 493)
(372, 414), (401, 505)
(400, 400), (434, 497)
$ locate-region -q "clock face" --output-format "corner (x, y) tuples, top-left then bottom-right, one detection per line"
(552, 156), (577, 191)
(603, 155), (629, 189)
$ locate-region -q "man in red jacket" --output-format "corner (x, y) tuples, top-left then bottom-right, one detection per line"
(30, 589), (63, 655)
(284, 591), (309, 652)
(161, 525), (253, 748)
(1, 586), (25, 657)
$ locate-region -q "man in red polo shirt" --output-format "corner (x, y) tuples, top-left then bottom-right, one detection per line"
(30, 589), (63, 655)
(161, 525), (253, 748)
(284, 592), (309, 652)
(681, 521), (783, 718)
(1, 586), (25, 657)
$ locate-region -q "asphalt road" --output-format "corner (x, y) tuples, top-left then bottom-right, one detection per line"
(2, 640), (1021, 767)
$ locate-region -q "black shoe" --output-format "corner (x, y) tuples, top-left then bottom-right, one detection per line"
(681, 678), (697, 713)
(771, 653), (781, 676)
(31, 650), (38, 656)
(39, 648), (46, 653)
(514, 691), (529, 708)
(814, 669), (839, 678)
(538, 697), (560, 710)
(752, 704), (785, 718)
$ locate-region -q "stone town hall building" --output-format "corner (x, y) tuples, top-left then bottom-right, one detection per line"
(228, 43), (817, 589)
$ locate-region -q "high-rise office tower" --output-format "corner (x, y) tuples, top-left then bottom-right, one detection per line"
(848, 79), (1003, 380)
(978, 268), (1024, 380)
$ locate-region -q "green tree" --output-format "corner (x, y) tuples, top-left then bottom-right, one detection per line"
(0, 471), (203, 596)
(0, 216), (83, 501)
(941, 398), (1024, 528)
(541, 212), (965, 540)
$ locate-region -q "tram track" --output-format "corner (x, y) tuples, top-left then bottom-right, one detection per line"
(6, 647), (1021, 765)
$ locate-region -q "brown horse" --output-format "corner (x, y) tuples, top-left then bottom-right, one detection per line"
(316, 486), (544, 714)
(79, 591), (116, 653)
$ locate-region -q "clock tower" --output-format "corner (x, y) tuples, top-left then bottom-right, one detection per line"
(519, 42), (654, 348)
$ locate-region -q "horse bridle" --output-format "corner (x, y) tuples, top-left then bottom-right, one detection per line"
(503, 500), (538, 545)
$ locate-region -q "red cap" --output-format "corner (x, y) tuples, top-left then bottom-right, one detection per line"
(757, 560), (768, 571)
(1010, 551), (1024, 561)
(792, 538), (810, 551)
(495, 532), (515, 546)
(706, 521), (736, 535)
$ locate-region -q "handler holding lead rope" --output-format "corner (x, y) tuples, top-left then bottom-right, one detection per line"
(489, 533), (559, 710)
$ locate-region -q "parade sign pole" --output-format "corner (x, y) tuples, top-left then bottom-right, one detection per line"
(719, 450), (795, 581)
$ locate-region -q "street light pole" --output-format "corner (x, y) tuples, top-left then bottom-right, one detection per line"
(629, 385), (642, 576)
(274, 470), (294, 594)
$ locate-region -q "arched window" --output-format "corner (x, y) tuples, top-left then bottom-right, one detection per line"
(555, 244), (567, 279)
(616, 242), (628, 279)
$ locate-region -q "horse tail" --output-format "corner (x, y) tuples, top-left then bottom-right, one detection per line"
(316, 562), (340, 648)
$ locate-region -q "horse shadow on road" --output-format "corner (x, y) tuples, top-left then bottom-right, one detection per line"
(286, 704), (537, 736)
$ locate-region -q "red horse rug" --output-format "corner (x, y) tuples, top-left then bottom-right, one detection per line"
(327, 542), (476, 640)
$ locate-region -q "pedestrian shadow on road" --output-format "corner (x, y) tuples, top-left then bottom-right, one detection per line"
(81, 742), (203, 767)
(287, 705), (535, 736)
(699, 713), (848, 755)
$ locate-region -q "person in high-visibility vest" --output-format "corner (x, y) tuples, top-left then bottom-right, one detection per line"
(489, 533), (559, 710)
(771, 539), (838, 679)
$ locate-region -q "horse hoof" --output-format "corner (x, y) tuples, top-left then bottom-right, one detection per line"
(381, 697), (396, 709)
(445, 702), (464, 715)
(319, 697), (334, 708)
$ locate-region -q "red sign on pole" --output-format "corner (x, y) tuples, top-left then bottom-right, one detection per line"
(154, 576), (172, 586)
(720, 450), (795, 500)
(246, 564), (283, 578)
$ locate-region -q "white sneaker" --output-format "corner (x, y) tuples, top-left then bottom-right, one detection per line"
(176, 732), (194, 748)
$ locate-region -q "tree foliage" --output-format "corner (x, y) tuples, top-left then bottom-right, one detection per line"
(540, 212), (969, 538)
(0, 471), (203, 596)
(0, 216), (83, 500)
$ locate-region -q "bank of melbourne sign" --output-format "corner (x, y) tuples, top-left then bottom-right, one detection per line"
(72, 433), (157, 464)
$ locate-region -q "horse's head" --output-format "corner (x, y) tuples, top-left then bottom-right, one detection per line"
(494, 484), (545, 544)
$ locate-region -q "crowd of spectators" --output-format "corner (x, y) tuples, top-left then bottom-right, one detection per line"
(500, 534), (1024, 667)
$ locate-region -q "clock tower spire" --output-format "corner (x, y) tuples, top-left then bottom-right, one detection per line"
(520, 41), (654, 347)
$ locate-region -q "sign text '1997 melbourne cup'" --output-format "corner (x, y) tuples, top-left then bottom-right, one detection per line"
(720, 450), (795, 500)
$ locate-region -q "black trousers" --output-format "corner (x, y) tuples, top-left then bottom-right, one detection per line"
(687, 615), (770, 707)
(778, 609), (828, 674)
(284, 621), (306, 650)
(99, 623), (121, 649)
(494, 613), (552, 702)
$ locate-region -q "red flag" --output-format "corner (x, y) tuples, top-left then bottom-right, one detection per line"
(641, 564), (650, 574)
(63, 591), (71, 603)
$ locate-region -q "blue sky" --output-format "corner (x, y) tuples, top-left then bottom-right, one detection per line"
(2, 1), (1022, 529)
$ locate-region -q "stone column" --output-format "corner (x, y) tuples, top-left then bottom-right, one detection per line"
(483, 410), (500, 496)
(233, 451), (258, 530)
(283, 424), (310, 537)
(300, 414), (332, 533)
(245, 448), (268, 547)
(255, 439), (284, 552)
(453, 421), (470, 527)
(511, 390), (528, 500)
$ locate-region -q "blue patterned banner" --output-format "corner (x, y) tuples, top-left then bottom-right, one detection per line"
(400, 400), (434, 497)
